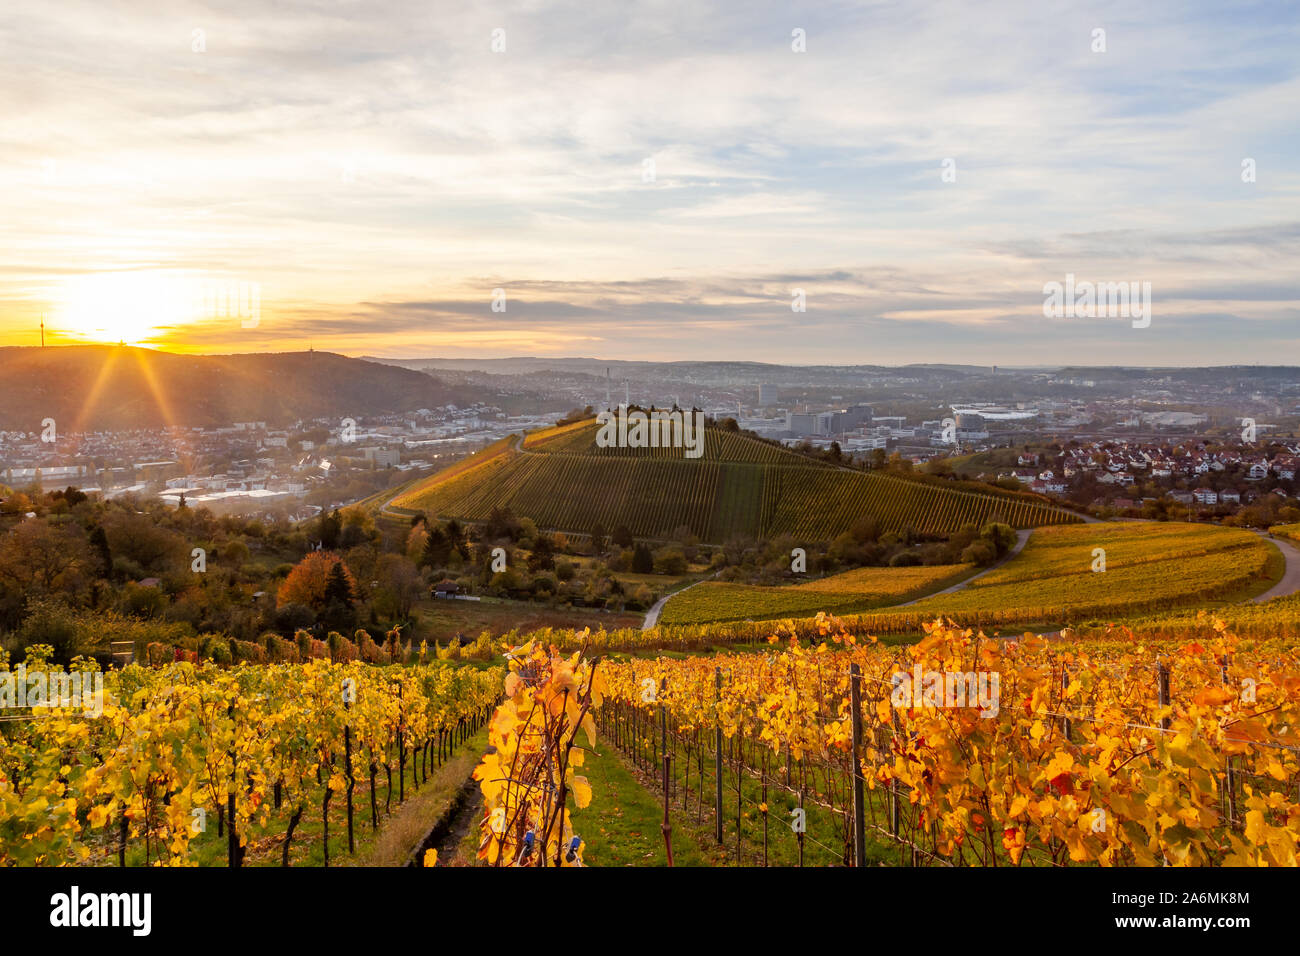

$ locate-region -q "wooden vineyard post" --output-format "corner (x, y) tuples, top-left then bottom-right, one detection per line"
(761, 754), (768, 867)
(889, 706), (901, 838)
(714, 667), (723, 845)
(849, 662), (866, 867)
(344, 693), (355, 855)
(397, 681), (405, 803)
(659, 678), (674, 866)
(1060, 666), (1071, 741)
(797, 788), (805, 867)
(1221, 660), (1238, 828)
(1157, 660), (1171, 732)
(735, 738), (742, 859)
(227, 698), (241, 868)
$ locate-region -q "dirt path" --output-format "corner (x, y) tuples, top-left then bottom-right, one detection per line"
(1248, 532), (1300, 604)
(643, 570), (723, 630)
(893, 529), (1033, 607)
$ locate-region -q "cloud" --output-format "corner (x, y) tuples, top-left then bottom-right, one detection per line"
(0, 0), (1297, 364)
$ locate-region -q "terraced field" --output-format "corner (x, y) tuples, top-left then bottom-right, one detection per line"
(826, 523), (1281, 633)
(658, 563), (972, 625)
(1272, 522), (1300, 545)
(390, 420), (1078, 542)
(523, 417), (797, 463)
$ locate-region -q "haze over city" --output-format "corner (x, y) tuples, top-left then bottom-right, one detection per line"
(3, 0), (1297, 365)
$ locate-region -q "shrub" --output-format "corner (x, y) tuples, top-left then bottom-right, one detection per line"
(203, 638), (232, 666)
(17, 600), (83, 661)
(231, 639), (266, 664)
(653, 548), (688, 575)
(262, 632), (298, 663)
(357, 629), (387, 664)
(327, 630), (357, 663)
(888, 550), (922, 567)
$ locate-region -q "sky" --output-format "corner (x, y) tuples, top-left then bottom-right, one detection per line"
(1, 0), (1297, 365)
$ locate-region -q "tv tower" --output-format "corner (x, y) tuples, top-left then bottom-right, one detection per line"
(605, 367), (611, 407)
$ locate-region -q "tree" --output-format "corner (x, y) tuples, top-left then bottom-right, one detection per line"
(528, 533), (555, 571)
(557, 405), (595, 426)
(406, 522), (429, 563)
(652, 547), (688, 575)
(277, 551), (357, 613)
(102, 510), (186, 575)
(611, 525), (634, 549)
(423, 525), (452, 568)
(324, 560), (355, 606)
(321, 560), (358, 631)
(980, 522), (1018, 557)
(88, 524), (113, 578)
(0, 519), (91, 596)
(339, 506), (378, 549)
(444, 519), (468, 559)
(373, 553), (421, 620)
(485, 506), (521, 542)
(632, 543), (654, 574)
(317, 509), (342, 550)
(590, 523), (607, 555)
(960, 539), (997, 566)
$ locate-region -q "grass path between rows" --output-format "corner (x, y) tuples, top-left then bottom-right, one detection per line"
(570, 743), (712, 866)
(349, 724), (490, 867)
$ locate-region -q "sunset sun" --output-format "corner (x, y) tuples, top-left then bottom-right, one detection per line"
(54, 271), (196, 345)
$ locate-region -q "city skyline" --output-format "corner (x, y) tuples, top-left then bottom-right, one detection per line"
(2, 0), (1297, 365)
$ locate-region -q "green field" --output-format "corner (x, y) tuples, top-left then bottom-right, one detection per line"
(659, 563), (972, 625)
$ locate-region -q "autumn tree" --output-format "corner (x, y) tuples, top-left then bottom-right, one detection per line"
(372, 553), (421, 620)
(277, 551), (357, 615)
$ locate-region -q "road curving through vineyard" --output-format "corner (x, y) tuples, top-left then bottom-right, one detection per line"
(1249, 531), (1300, 604)
(894, 529), (1033, 607)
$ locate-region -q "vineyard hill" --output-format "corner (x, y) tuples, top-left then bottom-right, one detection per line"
(389, 419), (1080, 543)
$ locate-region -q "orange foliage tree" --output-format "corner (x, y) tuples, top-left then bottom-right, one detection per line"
(277, 551), (357, 611)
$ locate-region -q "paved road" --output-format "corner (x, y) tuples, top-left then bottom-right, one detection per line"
(641, 529), (1042, 627)
(1249, 532), (1300, 604)
(894, 529), (1034, 607)
(642, 572), (722, 630)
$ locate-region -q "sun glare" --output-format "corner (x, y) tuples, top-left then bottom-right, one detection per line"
(54, 272), (200, 346)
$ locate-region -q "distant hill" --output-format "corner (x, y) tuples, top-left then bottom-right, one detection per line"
(0, 346), (482, 431)
(388, 418), (1079, 543)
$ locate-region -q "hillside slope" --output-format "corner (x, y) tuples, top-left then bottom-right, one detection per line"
(0, 346), (481, 430)
(391, 419), (1079, 542)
